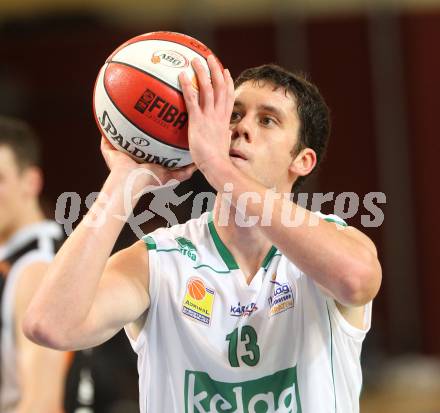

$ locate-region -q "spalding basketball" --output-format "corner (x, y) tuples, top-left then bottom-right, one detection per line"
(93, 31), (220, 168)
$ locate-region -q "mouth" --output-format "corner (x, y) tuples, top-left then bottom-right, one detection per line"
(229, 149), (248, 161)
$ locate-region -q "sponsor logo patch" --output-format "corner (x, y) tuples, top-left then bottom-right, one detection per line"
(134, 88), (188, 131)
(184, 367), (302, 413)
(151, 50), (189, 68)
(131, 136), (150, 146)
(230, 302), (258, 317)
(176, 237), (198, 262)
(268, 277), (295, 317)
(182, 277), (215, 325)
(99, 110), (181, 167)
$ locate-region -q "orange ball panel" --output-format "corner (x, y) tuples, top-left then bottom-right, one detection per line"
(103, 62), (189, 149)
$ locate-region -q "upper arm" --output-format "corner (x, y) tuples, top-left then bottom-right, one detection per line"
(317, 224), (381, 329)
(343, 225), (379, 258)
(15, 262), (68, 412)
(338, 226), (380, 328)
(77, 239), (151, 349)
(342, 225), (382, 297)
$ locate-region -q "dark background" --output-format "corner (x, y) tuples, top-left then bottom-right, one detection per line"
(1, 2), (439, 411)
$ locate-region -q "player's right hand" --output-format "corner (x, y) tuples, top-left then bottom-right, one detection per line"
(100, 137), (197, 189)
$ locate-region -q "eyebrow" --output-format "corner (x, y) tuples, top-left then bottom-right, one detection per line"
(233, 101), (286, 120)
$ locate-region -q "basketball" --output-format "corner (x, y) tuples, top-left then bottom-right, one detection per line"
(93, 31), (220, 168)
(188, 278), (206, 301)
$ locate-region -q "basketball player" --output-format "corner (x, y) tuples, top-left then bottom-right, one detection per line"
(24, 56), (382, 412)
(0, 116), (66, 412)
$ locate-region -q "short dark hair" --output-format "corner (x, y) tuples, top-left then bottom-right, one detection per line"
(0, 116), (41, 169)
(234, 64), (330, 191)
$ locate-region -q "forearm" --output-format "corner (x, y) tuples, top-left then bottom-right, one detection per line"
(16, 396), (63, 413)
(16, 342), (66, 413)
(25, 168), (139, 346)
(205, 161), (380, 305)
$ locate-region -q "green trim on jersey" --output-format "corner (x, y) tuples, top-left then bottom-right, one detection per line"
(261, 246), (278, 270)
(326, 302), (337, 413)
(157, 248), (181, 253)
(207, 213), (239, 270)
(323, 217), (347, 227)
(207, 211), (278, 272)
(143, 213), (280, 274)
(193, 264), (231, 274)
(143, 235), (157, 250)
(142, 233), (232, 274)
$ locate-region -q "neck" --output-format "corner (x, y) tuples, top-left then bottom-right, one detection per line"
(212, 196), (272, 279)
(0, 200), (45, 245)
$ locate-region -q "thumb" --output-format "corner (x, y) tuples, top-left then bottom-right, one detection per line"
(168, 163), (198, 182)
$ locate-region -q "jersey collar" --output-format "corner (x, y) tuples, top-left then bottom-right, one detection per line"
(207, 211), (277, 271)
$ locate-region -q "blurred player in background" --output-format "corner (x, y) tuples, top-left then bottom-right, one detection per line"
(0, 116), (66, 412)
(24, 56), (382, 413)
(0, 116), (129, 413)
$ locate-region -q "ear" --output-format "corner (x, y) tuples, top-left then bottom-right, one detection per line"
(289, 147), (317, 178)
(21, 166), (43, 198)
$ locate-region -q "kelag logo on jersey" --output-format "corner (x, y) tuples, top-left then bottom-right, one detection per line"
(268, 278), (295, 317)
(230, 302), (258, 317)
(184, 367), (302, 413)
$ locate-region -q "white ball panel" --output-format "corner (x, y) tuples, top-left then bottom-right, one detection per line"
(110, 39), (210, 90)
(93, 64), (192, 168)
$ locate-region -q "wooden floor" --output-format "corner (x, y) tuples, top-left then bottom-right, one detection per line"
(361, 391), (440, 413)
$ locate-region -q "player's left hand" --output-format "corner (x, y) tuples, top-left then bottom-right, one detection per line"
(178, 55), (235, 174)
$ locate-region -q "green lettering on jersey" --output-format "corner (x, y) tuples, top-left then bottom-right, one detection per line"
(184, 367), (301, 413)
(176, 237), (198, 262)
(226, 326), (260, 367)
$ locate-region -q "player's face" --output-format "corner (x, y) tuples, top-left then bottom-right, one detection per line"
(229, 81), (301, 191)
(0, 146), (29, 239)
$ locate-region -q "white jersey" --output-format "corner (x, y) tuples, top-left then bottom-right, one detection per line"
(0, 221), (63, 413)
(127, 212), (371, 413)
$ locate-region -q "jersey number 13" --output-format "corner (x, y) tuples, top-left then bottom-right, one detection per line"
(226, 326), (260, 367)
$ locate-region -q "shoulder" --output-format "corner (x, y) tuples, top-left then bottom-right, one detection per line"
(142, 212), (210, 250)
(1, 220), (64, 263)
(312, 211), (347, 227)
(19, 220), (64, 244)
(312, 211), (377, 255)
(15, 261), (52, 315)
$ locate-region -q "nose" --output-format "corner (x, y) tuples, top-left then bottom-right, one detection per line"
(230, 115), (252, 142)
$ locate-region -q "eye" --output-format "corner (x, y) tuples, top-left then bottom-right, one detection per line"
(260, 116), (277, 126)
(230, 111), (242, 123)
